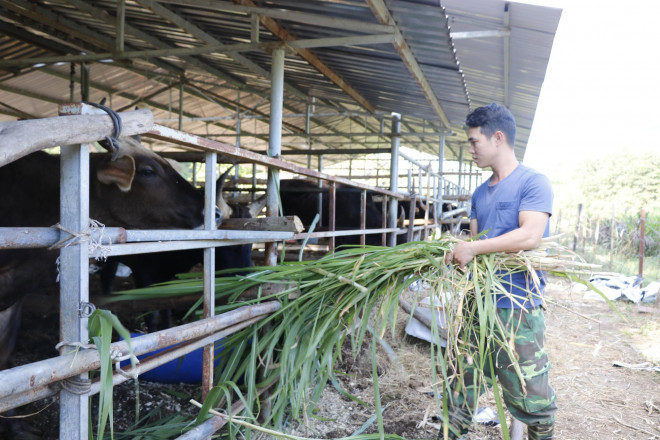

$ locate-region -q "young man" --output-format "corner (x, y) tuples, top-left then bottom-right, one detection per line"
(443, 103), (557, 439)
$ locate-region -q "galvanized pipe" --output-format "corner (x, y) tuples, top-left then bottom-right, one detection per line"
(265, 48), (284, 266)
(94, 239), (288, 258)
(388, 113), (401, 247)
(437, 133), (446, 220)
(360, 189), (366, 246)
(399, 150), (439, 178)
(317, 154), (324, 227)
(91, 316), (263, 395)
(202, 151), (218, 398)
(292, 227), (398, 240)
(0, 302), (280, 403)
(0, 315), (266, 413)
(0, 227), (297, 250)
(58, 103), (95, 440)
(328, 181), (336, 250)
(147, 125), (404, 199)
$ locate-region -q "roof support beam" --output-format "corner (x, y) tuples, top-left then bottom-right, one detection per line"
(365, 0), (451, 129)
(0, 35), (394, 68)
(450, 29), (510, 40)
(65, 0), (245, 89)
(0, 0), (185, 76)
(233, 0), (376, 114)
(156, 0), (395, 35)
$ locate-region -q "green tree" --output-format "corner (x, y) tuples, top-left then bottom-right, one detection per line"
(574, 151), (660, 217)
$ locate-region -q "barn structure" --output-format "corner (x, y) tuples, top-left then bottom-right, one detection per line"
(0, 1), (561, 438)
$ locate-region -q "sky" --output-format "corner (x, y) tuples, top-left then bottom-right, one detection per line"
(519, 0), (660, 177)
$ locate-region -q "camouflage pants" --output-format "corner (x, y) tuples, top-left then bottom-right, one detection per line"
(451, 306), (557, 427)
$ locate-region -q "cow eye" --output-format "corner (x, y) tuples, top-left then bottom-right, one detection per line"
(138, 166), (156, 177)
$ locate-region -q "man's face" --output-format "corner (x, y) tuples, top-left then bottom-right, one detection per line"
(467, 126), (497, 168)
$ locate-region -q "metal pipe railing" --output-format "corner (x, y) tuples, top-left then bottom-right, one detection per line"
(0, 302), (280, 412)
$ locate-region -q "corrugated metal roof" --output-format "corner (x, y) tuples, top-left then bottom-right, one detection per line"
(0, 0), (560, 165)
(442, 0), (562, 159)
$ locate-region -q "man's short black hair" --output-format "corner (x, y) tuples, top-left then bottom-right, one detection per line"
(465, 103), (516, 147)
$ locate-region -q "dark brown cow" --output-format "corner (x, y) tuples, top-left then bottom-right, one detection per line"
(99, 166), (267, 331)
(0, 137), (211, 370)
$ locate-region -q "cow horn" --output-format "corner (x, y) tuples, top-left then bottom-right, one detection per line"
(216, 165), (235, 220)
(398, 205), (406, 227)
(248, 194), (268, 218)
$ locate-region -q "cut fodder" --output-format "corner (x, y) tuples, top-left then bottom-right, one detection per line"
(107, 235), (604, 439)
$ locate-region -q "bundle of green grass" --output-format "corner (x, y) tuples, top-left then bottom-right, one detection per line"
(108, 235), (600, 439)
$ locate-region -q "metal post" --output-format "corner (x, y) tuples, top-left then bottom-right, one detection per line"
(265, 48), (284, 266)
(116, 0), (125, 52)
(306, 102), (312, 169)
(178, 79), (184, 131)
(360, 189), (367, 246)
(80, 62), (90, 102)
(236, 91), (241, 151)
(317, 155), (324, 227)
(251, 163), (257, 202)
(58, 104), (92, 440)
(388, 113), (401, 247)
(468, 161), (474, 193)
(69, 63), (75, 101)
(201, 152), (217, 399)
(407, 194), (416, 243)
(381, 196), (388, 246)
(328, 182), (336, 250)
(437, 133), (445, 220)
(457, 146), (464, 197)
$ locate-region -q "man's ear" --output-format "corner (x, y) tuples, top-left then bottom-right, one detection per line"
(96, 155), (136, 192)
(494, 130), (505, 145)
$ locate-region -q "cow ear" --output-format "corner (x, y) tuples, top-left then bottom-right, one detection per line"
(96, 155), (136, 192)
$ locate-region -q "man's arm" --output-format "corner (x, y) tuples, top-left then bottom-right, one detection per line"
(446, 211), (549, 268)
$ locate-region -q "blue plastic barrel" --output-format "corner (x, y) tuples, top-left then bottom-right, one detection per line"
(120, 333), (224, 384)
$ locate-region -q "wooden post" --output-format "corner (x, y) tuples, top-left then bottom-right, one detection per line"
(573, 203), (582, 252)
(639, 208), (646, 278)
(610, 204), (615, 270)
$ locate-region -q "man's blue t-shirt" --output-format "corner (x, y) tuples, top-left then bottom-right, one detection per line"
(470, 164), (553, 308)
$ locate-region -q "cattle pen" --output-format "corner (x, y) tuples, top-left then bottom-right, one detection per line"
(0, 102), (463, 439)
(0, 1), (560, 438)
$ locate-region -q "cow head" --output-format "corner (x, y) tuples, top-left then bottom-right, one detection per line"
(216, 166), (267, 221)
(92, 137), (209, 229)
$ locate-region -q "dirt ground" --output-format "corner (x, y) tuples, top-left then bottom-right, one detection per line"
(282, 277), (660, 440)
(4, 275), (660, 439)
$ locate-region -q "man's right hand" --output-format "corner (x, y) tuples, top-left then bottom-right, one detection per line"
(445, 241), (477, 269)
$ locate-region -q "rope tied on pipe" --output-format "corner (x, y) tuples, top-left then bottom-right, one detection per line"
(82, 100), (122, 160)
(51, 219), (113, 281)
(60, 376), (91, 395)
